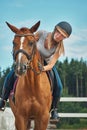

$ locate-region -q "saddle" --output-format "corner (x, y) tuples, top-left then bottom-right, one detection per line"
(46, 70), (54, 93)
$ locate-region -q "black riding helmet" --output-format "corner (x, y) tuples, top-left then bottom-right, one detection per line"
(55, 21), (72, 37)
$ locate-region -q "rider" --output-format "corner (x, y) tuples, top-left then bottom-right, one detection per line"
(0, 21), (72, 120)
(35, 21), (72, 119)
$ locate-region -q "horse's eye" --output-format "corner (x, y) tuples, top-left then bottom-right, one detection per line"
(28, 42), (33, 46)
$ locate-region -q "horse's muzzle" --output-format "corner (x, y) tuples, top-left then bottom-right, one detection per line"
(14, 62), (27, 76)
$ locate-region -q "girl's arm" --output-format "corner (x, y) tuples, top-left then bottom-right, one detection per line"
(43, 50), (60, 71)
(43, 41), (64, 71)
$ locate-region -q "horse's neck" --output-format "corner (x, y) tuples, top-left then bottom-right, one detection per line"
(32, 49), (43, 71)
(26, 51), (41, 84)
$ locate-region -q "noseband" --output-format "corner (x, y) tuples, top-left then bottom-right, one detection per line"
(13, 49), (34, 61)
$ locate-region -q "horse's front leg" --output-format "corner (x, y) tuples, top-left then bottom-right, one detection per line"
(15, 115), (29, 130)
(34, 110), (50, 130)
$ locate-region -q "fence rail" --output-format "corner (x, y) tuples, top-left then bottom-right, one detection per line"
(59, 113), (87, 118)
(59, 97), (87, 118)
(60, 97), (87, 102)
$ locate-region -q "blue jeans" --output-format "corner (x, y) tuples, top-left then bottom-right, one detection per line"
(52, 66), (63, 98)
(44, 60), (62, 98)
(1, 69), (16, 100)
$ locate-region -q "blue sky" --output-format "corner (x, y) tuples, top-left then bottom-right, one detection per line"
(0, 0), (87, 70)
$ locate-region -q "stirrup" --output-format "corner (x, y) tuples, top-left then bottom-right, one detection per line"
(0, 107), (5, 111)
(0, 98), (6, 111)
(50, 108), (60, 122)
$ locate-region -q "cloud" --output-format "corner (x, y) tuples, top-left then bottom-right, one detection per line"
(63, 28), (87, 60)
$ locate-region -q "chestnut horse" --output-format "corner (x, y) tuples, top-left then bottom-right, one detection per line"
(6, 21), (52, 130)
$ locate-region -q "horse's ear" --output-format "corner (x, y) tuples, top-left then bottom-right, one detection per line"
(6, 22), (19, 33)
(30, 21), (40, 33)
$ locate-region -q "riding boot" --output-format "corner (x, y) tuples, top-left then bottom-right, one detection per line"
(0, 69), (16, 111)
(51, 96), (60, 120)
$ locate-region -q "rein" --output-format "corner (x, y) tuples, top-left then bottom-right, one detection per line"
(27, 61), (43, 75)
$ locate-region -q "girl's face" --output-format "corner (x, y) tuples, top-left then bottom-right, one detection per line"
(53, 29), (66, 42)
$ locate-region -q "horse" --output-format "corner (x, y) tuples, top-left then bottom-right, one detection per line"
(6, 21), (52, 130)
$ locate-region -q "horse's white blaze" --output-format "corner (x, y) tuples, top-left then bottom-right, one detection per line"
(18, 37), (25, 63)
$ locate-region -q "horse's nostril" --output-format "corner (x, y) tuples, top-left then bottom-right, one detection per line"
(23, 65), (27, 70)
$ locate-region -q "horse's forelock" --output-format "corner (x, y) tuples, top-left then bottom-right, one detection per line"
(20, 27), (30, 33)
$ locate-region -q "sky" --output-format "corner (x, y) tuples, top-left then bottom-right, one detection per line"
(0, 0), (87, 70)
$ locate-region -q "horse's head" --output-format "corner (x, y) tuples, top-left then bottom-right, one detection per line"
(6, 21), (40, 76)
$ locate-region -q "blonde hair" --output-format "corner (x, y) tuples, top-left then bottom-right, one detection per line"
(56, 40), (65, 56)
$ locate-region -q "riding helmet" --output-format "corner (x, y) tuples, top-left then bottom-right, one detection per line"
(55, 21), (72, 37)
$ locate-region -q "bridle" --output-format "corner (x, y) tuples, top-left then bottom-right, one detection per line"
(13, 33), (42, 75)
(13, 49), (34, 61)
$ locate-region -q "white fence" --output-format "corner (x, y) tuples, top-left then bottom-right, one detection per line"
(59, 97), (87, 118)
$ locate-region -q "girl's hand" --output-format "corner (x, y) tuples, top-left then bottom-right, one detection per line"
(38, 62), (44, 71)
